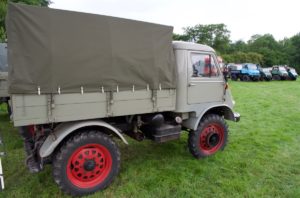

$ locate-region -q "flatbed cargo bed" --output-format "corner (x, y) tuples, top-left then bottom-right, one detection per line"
(12, 89), (176, 126)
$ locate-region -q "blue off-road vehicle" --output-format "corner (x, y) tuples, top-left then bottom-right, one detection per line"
(229, 63), (260, 81)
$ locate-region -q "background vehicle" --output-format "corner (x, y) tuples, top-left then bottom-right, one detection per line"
(0, 43), (10, 115)
(228, 63), (242, 81)
(286, 67), (298, 80)
(257, 66), (272, 81)
(7, 3), (239, 196)
(228, 63), (260, 81)
(271, 66), (288, 80)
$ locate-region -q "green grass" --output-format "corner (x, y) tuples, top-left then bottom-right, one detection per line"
(0, 80), (300, 198)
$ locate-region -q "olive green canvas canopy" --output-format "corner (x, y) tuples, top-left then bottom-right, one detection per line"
(6, 3), (176, 94)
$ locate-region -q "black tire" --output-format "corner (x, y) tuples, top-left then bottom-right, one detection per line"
(231, 74), (238, 81)
(242, 75), (250, 82)
(265, 77), (271, 81)
(272, 75), (280, 81)
(52, 131), (121, 196)
(188, 114), (228, 159)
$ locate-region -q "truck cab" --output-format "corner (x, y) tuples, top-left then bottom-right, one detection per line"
(286, 67), (298, 80)
(173, 41), (237, 129)
(257, 66), (272, 81)
(228, 63), (242, 81)
(240, 63), (260, 81)
(271, 66), (288, 80)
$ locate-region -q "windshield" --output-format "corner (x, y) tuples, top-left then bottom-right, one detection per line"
(229, 64), (242, 70)
(279, 67), (286, 71)
(246, 64), (257, 70)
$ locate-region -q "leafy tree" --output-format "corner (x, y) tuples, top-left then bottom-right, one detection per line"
(0, 0), (51, 42)
(182, 24), (231, 54)
(223, 52), (263, 65)
(286, 33), (300, 71)
(246, 34), (287, 66)
(172, 33), (189, 41)
(228, 40), (248, 53)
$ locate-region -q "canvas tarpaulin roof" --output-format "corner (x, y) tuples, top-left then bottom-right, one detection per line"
(6, 3), (176, 94)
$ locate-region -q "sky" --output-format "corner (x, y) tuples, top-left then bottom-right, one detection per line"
(50, 0), (300, 42)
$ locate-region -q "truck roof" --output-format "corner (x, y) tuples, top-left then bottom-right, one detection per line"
(7, 3), (176, 94)
(172, 41), (215, 52)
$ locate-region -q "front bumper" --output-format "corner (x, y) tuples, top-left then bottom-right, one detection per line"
(234, 112), (240, 122)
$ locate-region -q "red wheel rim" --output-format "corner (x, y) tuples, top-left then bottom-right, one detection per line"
(67, 144), (112, 188)
(199, 123), (224, 155)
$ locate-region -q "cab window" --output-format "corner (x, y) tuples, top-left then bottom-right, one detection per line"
(191, 53), (219, 78)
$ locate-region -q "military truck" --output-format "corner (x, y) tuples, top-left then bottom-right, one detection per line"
(227, 63), (242, 81)
(271, 66), (288, 80)
(228, 63), (260, 81)
(257, 66), (272, 81)
(7, 3), (240, 196)
(286, 67), (298, 80)
(0, 43), (10, 115)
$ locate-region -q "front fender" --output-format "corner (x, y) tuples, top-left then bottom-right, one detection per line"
(183, 105), (237, 131)
(39, 120), (128, 158)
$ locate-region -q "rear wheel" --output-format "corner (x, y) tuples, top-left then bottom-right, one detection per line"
(188, 114), (228, 158)
(52, 130), (120, 196)
(242, 75), (250, 82)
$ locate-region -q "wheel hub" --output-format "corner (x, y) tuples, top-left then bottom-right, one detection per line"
(206, 133), (220, 147)
(67, 144), (113, 188)
(199, 123), (224, 154)
(84, 159), (96, 171)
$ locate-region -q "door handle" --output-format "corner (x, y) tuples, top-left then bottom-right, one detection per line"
(189, 83), (197, 87)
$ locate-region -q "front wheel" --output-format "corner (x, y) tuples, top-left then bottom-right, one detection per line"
(188, 114), (228, 159)
(52, 130), (120, 196)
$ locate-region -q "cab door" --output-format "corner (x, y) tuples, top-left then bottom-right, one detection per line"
(187, 52), (224, 104)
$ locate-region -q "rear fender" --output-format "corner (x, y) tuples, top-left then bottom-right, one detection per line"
(39, 120), (128, 158)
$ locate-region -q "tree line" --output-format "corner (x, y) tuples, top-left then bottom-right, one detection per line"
(174, 24), (300, 72)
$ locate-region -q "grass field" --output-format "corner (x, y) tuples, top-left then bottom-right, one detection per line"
(0, 80), (299, 198)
